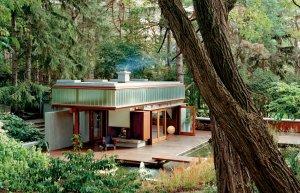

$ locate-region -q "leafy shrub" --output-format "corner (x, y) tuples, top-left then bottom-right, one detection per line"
(0, 113), (43, 142)
(281, 147), (300, 180)
(267, 82), (300, 119)
(0, 132), (50, 191)
(0, 133), (141, 193)
(244, 68), (280, 115)
(0, 82), (50, 111)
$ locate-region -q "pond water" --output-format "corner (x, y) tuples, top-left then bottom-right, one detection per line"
(185, 142), (212, 157)
(122, 142), (213, 179)
(123, 143), (300, 180)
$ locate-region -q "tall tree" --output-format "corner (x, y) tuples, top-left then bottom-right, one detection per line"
(158, 0), (300, 193)
(10, 10), (18, 86)
(194, 0), (252, 191)
(176, 45), (184, 83)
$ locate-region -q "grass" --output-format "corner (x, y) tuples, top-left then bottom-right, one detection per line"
(139, 157), (216, 193)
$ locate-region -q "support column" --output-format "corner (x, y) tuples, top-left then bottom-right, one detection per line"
(73, 109), (80, 135)
(89, 111), (94, 142)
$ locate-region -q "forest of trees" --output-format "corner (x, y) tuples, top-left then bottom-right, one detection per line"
(0, 0), (300, 193)
(0, 0), (299, 117)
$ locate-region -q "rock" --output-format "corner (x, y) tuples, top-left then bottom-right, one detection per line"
(0, 121), (4, 133)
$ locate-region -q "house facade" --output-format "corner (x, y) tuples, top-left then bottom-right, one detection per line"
(46, 71), (195, 150)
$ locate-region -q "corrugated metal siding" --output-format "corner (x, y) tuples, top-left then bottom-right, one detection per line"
(52, 86), (184, 107)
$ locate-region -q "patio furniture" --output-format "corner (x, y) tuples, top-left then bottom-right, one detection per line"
(102, 136), (117, 151)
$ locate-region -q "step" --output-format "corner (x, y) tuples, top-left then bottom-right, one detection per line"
(114, 138), (146, 148)
(152, 155), (199, 164)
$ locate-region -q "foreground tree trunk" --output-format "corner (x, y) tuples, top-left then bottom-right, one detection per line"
(211, 116), (251, 193)
(194, 1), (252, 192)
(158, 1), (300, 192)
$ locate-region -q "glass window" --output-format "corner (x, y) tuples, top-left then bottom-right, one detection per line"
(181, 108), (192, 133)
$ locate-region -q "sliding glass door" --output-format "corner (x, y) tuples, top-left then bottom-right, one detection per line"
(179, 106), (195, 135)
(151, 110), (167, 144)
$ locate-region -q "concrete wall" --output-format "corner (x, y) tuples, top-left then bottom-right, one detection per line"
(45, 110), (73, 151)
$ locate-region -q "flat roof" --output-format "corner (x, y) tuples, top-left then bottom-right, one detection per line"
(54, 79), (184, 90)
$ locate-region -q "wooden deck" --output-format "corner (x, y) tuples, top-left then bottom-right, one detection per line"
(152, 155), (199, 164)
(277, 132), (300, 146)
(50, 130), (211, 165)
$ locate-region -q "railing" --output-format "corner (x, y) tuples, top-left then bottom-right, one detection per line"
(196, 117), (300, 133)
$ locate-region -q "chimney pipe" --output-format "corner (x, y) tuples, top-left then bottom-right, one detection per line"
(117, 71), (131, 83)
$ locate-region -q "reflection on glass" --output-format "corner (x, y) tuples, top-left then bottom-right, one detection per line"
(152, 112), (158, 139)
(159, 111), (166, 137)
(181, 108), (192, 132)
(94, 112), (103, 139)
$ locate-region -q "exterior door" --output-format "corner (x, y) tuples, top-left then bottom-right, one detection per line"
(179, 106), (195, 135)
(151, 110), (167, 144)
(89, 111), (107, 143)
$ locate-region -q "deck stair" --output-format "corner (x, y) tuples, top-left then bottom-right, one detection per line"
(152, 155), (199, 164)
(26, 119), (45, 135)
(114, 138), (146, 148)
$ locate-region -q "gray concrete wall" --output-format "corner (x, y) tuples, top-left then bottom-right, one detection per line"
(45, 110), (73, 151)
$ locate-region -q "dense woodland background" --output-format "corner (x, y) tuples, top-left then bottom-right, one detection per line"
(0, 0), (299, 119)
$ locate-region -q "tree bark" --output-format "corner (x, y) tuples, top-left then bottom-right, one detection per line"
(211, 116), (251, 193)
(25, 35), (32, 82)
(176, 45), (184, 83)
(158, 1), (300, 193)
(166, 30), (171, 66)
(11, 10), (18, 86)
(193, 1), (252, 192)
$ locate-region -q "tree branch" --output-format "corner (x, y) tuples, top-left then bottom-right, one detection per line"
(292, 0), (300, 8)
(171, 28), (201, 61)
(157, 28), (170, 53)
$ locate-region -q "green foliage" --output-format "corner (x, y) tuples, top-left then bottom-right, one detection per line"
(0, 133), (141, 193)
(267, 82), (300, 119)
(0, 82), (49, 111)
(0, 132), (50, 191)
(231, 1), (273, 45)
(140, 158), (216, 193)
(232, 0), (295, 50)
(132, 63), (177, 81)
(243, 68), (276, 114)
(95, 40), (141, 79)
(281, 147), (300, 180)
(243, 68), (300, 118)
(72, 134), (83, 151)
(0, 113), (43, 142)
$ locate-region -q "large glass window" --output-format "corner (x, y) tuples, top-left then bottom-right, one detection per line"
(52, 85), (185, 107)
(151, 110), (167, 143)
(152, 112), (158, 140)
(159, 111), (166, 137)
(180, 107), (195, 135)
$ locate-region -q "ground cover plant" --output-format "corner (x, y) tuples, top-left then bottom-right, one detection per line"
(0, 113), (43, 142)
(0, 132), (141, 193)
(139, 157), (216, 193)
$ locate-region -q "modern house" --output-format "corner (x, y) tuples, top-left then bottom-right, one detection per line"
(45, 71), (195, 150)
